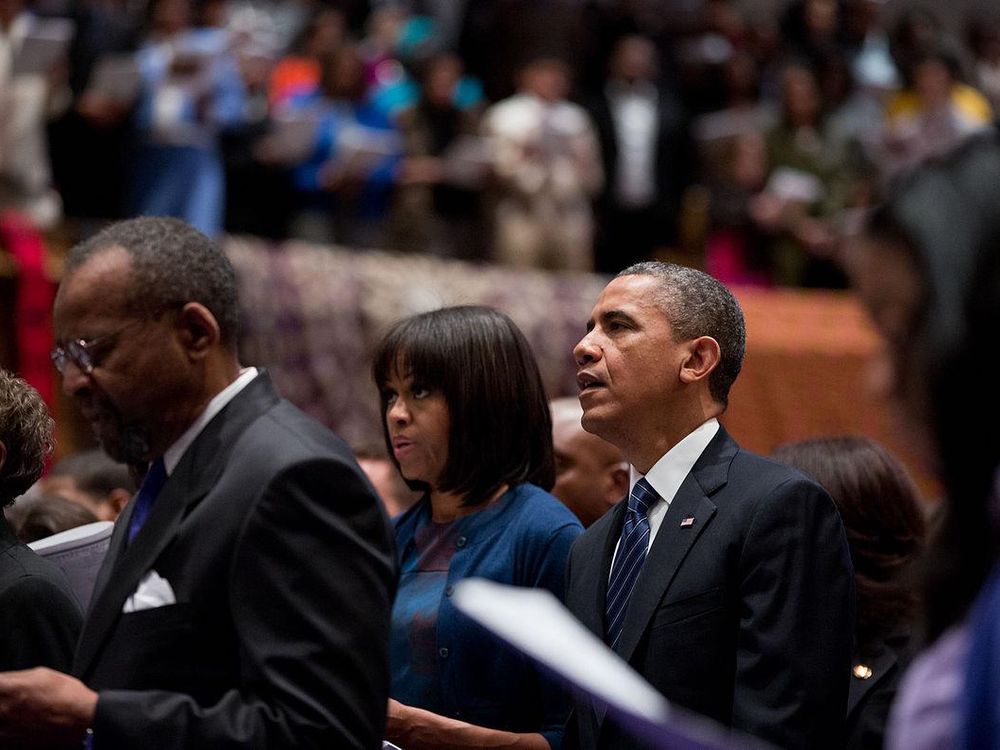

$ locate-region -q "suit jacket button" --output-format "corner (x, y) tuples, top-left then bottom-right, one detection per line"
(456, 536), (467, 548)
(439, 647), (449, 658)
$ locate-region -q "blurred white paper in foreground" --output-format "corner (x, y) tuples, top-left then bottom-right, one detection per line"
(452, 579), (773, 750)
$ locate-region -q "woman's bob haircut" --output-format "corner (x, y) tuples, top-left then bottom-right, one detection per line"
(372, 305), (555, 504)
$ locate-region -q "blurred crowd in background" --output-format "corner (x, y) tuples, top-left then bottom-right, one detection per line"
(2, 0), (1000, 285)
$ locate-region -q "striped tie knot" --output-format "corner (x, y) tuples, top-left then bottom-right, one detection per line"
(628, 478), (657, 516)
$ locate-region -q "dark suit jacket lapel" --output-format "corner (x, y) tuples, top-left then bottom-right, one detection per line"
(576, 502), (627, 639)
(594, 428), (737, 725)
(73, 373), (281, 679)
(847, 644), (899, 719)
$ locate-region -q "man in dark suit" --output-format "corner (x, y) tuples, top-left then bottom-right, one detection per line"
(0, 217), (397, 748)
(0, 369), (83, 673)
(566, 261), (854, 749)
(587, 36), (692, 273)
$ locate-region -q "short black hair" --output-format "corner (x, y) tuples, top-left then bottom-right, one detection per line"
(0, 370), (54, 507)
(617, 262), (746, 407)
(65, 217), (240, 347)
(372, 305), (555, 504)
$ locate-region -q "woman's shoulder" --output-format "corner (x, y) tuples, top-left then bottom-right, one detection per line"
(503, 484), (583, 535)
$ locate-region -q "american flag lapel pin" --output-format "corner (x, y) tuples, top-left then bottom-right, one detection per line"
(680, 517), (696, 528)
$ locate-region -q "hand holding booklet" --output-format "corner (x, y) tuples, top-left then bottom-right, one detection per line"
(11, 17), (74, 77)
(452, 579), (774, 750)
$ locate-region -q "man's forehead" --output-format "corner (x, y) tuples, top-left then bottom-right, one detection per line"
(55, 249), (133, 331)
(591, 275), (664, 316)
(58, 247), (131, 299)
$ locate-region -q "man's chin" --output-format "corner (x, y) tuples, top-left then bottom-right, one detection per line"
(580, 408), (614, 442)
(91, 423), (150, 465)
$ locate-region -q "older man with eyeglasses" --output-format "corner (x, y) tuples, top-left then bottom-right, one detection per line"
(0, 217), (397, 749)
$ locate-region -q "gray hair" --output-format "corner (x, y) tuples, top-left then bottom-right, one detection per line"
(65, 217), (240, 347)
(617, 262), (746, 407)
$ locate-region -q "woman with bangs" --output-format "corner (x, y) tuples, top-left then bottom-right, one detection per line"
(373, 305), (583, 749)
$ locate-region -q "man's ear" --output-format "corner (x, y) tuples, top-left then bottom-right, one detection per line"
(107, 487), (132, 519)
(176, 303), (221, 360)
(605, 463), (630, 504)
(679, 336), (721, 385)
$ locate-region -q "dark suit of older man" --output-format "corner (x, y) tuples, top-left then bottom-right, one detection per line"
(0, 217), (397, 750)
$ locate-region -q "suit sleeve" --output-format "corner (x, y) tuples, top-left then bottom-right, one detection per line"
(733, 477), (855, 749)
(93, 457), (398, 749)
(0, 574), (82, 673)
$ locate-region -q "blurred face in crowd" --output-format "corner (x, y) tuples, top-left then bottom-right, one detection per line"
(152, 0), (191, 35)
(323, 47), (366, 101)
(424, 55), (462, 107)
(357, 455), (420, 518)
(913, 58), (955, 109)
(849, 235), (931, 458)
(610, 36), (657, 85)
(781, 65), (820, 127)
(53, 247), (187, 465)
(520, 60), (570, 102)
(552, 408), (627, 527)
(804, 0), (838, 39)
(383, 370), (450, 490)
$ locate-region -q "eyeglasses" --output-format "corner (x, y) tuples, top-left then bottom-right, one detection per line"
(50, 318), (148, 375)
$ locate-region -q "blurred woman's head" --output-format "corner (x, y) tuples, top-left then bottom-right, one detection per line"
(851, 132), (1000, 638)
(373, 306), (555, 504)
(773, 436), (925, 652)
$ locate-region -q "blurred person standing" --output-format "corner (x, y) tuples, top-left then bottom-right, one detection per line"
(482, 56), (602, 271)
(882, 43), (993, 180)
(565, 262), (854, 749)
(587, 35), (691, 273)
(773, 436), (926, 750)
(550, 396), (627, 528)
(0, 369), (83, 672)
(129, 0), (247, 236)
(0, 216), (397, 748)
(849, 133), (1000, 750)
(0, 0), (68, 229)
(388, 53), (487, 259)
(749, 61), (853, 287)
(289, 43), (400, 247)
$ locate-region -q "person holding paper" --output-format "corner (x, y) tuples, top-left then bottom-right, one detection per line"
(0, 0), (69, 229)
(0, 216), (397, 749)
(565, 262), (854, 749)
(373, 305), (583, 749)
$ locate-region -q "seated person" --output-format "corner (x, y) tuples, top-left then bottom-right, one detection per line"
(10, 493), (100, 544)
(549, 397), (627, 528)
(37, 447), (135, 521)
(353, 444), (421, 518)
(0, 369), (83, 671)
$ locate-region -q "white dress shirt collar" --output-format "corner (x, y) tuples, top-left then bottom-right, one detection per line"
(162, 367), (259, 475)
(629, 418), (720, 548)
